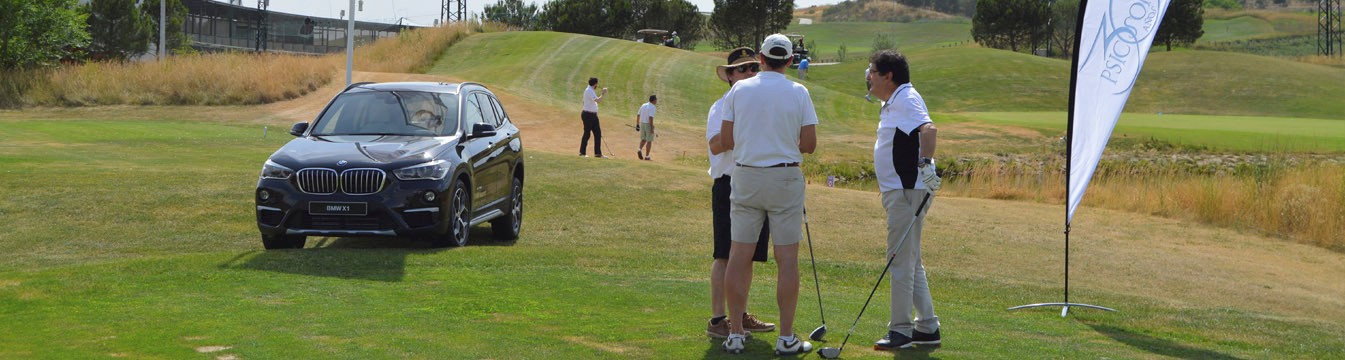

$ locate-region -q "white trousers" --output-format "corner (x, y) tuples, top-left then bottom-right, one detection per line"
(882, 189), (940, 336)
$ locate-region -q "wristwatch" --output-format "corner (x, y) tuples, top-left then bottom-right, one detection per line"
(918, 157), (934, 167)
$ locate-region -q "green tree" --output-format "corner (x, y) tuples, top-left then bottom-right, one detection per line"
(538, 0), (637, 39)
(708, 0), (794, 50)
(972, 0), (1050, 52)
(630, 0), (704, 49)
(1048, 0), (1079, 58)
(1154, 0), (1204, 51)
(139, 0), (191, 54)
(86, 0), (153, 61)
(0, 0), (90, 69)
(484, 0), (540, 30)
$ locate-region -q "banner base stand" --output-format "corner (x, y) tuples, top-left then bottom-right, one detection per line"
(1008, 302), (1116, 317)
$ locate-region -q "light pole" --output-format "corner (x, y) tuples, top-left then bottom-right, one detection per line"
(159, 0), (166, 61)
(345, 0), (363, 85)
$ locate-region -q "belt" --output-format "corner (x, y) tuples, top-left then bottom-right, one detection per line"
(736, 162), (800, 168)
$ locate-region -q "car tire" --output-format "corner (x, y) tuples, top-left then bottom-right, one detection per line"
(262, 234), (306, 250)
(433, 179), (471, 247)
(491, 177), (523, 240)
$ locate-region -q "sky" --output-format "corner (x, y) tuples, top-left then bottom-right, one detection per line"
(249, 0), (839, 27)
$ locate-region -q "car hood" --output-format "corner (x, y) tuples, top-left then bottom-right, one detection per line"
(271, 135), (458, 166)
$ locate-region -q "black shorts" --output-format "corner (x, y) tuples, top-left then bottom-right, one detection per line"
(713, 175), (770, 262)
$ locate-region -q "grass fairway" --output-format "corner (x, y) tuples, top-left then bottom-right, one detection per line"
(968, 112), (1345, 152)
(2, 119), (1344, 358)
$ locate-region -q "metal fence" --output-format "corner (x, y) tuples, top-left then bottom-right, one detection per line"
(182, 0), (417, 55)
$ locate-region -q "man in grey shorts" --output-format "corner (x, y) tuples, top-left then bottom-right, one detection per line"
(719, 34), (820, 356)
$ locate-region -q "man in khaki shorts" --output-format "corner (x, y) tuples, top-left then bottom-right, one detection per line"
(719, 34), (819, 356)
(635, 95), (657, 160)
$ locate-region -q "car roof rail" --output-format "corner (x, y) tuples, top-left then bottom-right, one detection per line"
(343, 82), (376, 92)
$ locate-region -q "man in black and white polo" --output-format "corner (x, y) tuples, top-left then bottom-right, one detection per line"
(719, 34), (819, 356)
(867, 50), (943, 351)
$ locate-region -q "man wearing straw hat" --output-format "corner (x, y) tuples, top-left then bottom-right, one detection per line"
(705, 47), (776, 340)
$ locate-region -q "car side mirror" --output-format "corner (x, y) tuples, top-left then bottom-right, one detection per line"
(289, 122), (309, 137)
(468, 123), (497, 139)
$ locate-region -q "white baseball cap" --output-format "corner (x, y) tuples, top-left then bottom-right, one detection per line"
(760, 34), (794, 60)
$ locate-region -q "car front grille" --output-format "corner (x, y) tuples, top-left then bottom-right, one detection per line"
(341, 169), (385, 195)
(296, 168), (386, 195)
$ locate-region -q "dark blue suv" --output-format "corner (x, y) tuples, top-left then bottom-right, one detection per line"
(255, 82), (524, 249)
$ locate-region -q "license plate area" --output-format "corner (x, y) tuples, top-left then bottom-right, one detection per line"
(309, 202), (368, 216)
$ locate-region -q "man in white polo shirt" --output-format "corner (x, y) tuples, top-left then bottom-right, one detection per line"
(719, 34), (819, 356)
(867, 50), (943, 351)
(579, 77), (608, 158)
(705, 47), (776, 340)
(635, 94), (657, 160)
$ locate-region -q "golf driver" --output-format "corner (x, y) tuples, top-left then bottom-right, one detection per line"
(818, 191), (932, 359)
(804, 208), (828, 341)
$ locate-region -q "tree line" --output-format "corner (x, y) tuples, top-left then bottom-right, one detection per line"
(484, 0), (796, 50)
(971, 0), (1205, 57)
(1, 0), (190, 70)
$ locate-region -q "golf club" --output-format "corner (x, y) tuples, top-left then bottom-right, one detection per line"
(804, 208), (828, 341)
(818, 191), (932, 359)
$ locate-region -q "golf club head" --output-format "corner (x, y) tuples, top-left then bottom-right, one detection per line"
(809, 324), (827, 341)
(818, 347), (842, 359)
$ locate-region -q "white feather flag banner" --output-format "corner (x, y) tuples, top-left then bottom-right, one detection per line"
(1068, 0), (1172, 222)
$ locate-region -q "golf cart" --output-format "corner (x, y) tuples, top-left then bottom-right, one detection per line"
(785, 33), (810, 68)
(635, 29), (674, 47)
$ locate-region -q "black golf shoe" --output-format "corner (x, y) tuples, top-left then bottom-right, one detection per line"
(912, 328), (941, 345)
(874, 330), (913, 351)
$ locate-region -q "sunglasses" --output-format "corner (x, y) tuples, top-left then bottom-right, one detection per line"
(733, 64), (760, 74)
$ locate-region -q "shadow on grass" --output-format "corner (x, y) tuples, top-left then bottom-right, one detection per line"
(1087, 323), (1244, 360)
(220, 229), (509, 282)
(696, 337), (940, 359)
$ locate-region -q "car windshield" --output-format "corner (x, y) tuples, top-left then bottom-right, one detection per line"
(310, 91), (459, 136)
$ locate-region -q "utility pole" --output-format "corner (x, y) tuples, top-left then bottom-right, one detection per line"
(441, 0), (465, 25)
(1322, 0), (1343, 57)
(256, 0), (269, 52)
(159, 0), (166, 61)
(346, 0), (357, 85)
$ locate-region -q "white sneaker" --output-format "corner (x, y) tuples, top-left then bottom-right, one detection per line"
(774, 335), (813, 355)
(722, 333), (746, 354)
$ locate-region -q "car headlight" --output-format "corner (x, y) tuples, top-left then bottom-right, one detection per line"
(394, 160), (449, 181)
(260, 159), (294, 180)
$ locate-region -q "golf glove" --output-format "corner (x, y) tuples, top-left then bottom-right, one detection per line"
(635, 124), (640, 131)
(918, 164), (941, 191)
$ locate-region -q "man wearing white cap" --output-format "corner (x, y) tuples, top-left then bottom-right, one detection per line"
(719, 34), (819, 356)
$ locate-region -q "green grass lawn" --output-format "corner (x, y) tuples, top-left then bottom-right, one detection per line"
(784, 20), (975, 61)
(1201, 16), (1278, 43)
(967, 112), (1345, 152)
(2, 119), (1343, 358)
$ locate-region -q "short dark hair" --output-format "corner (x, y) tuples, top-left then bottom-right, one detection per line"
(869, 50), (910, 86)
(762, 55), (789, 70)
(588, 77), (598, 86)
(649, 94), (657, 102)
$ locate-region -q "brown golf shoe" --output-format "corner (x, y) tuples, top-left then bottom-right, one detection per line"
(743, 313), (776, 332)
(707, 318), (757, 338)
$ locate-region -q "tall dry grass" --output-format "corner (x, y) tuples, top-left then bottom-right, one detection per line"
(1296, 55), (1345, 68)
(3, 23), (485, 107)
(941, 156), (1345, 251)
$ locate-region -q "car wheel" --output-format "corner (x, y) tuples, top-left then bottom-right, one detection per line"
(262, 234), (306, 250)
(491, 177), (523, 240)
(433, 179), (471, 247)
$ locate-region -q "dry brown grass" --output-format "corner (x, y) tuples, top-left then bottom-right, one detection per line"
(4, 23), (485, 108)
(1296, 55), (1345, 67)
(942, 157), (1345, 252)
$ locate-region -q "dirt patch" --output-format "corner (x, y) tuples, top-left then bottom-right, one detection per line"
(195, 345), (232, 353)
(562, 336), (639, 355)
